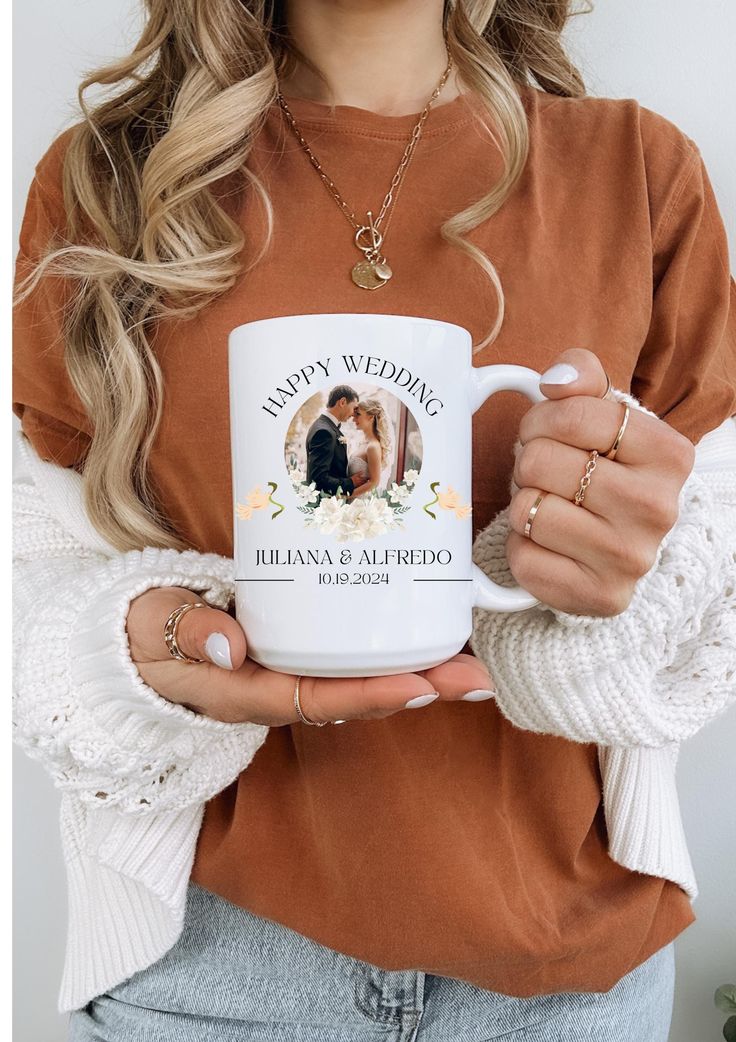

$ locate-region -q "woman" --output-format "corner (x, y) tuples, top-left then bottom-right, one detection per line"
(12, 0), (736, 1039)
(346, 398), (394, 497)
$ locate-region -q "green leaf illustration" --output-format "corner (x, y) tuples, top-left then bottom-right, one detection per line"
(423, 481), (440, 520)
(267, 481), (284, 519)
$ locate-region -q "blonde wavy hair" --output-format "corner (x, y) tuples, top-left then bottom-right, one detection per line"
(355, 398), (393, 469)
(13, 0), (593, 552)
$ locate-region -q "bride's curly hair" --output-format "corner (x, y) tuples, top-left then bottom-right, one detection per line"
(13, 0), (593, 552)
(358, 398), (394, 469)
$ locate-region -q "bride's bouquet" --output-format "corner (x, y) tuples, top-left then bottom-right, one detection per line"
(288, 467), (420, 542)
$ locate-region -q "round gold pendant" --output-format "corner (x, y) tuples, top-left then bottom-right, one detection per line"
(351, 259), (387, 290)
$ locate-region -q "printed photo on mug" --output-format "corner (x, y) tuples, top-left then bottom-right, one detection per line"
(284, 384), (424, 542)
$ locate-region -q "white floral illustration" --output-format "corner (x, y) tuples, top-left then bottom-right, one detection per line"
(296, 480), (320, 505)
(387, 481), (411, 506)
(287, 465), (417, 542)
(309, 494), (348, 535)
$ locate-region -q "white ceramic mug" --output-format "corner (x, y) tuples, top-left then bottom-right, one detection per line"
(229, 313), (546, 677)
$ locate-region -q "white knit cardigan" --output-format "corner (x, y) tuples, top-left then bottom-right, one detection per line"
(12, 388), (736, 1014)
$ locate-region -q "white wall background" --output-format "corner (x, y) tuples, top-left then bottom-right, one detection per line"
(13, 2), (735, 1041)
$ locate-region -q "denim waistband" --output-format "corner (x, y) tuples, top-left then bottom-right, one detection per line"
(67, 880), (676, 1042)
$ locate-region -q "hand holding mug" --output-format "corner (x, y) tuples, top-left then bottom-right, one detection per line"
(229, 314), (546, 678)
(126, 586), (494, 725)
(507, 347), (696, 617)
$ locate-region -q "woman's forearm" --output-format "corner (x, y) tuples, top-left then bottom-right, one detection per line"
(12, 426), (269, 815)
(470, 410), (736, 748)
(349, 478), (378, 499)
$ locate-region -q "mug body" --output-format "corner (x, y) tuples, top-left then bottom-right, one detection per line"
(229, 313), (476, 677)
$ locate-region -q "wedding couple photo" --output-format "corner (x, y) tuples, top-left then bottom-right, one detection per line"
(284, 383), (423, 501)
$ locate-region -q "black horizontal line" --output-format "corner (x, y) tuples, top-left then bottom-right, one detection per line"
(413, 578), (473, 582)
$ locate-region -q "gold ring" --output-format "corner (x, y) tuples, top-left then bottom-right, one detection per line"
(573, 450), (599, 507)
(600, 371), (613, 401)
(294, 675), (328, 727)
(523, 491), (547, 539)
(163, 601), (207, 663)
(603, 401), (630, 460)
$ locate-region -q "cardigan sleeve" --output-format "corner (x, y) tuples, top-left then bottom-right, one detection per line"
(470, 392), (736, 748)
(12, 425), (270, 815)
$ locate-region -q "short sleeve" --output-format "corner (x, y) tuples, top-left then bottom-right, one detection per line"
(631, 146), (736, 445)
(13, 136), (93, 470)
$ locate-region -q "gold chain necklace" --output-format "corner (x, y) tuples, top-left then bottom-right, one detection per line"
(276, 52), (454, 290)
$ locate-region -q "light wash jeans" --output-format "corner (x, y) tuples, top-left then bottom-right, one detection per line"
(68, 880), (675, 1042)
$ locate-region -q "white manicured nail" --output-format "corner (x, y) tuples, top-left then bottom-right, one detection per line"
(404, 693), (439, 709)
(540, 363), (579, 385)
(461, 690), (496, 701)
(204, 632), (233, 670)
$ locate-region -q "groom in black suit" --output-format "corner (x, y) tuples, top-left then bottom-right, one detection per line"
(306, 385), (367, 496)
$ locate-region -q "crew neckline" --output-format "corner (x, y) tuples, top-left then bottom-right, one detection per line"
(273, 89), (481, 137)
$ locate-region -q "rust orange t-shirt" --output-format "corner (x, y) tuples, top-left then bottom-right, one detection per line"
(13, 84), (736, 997)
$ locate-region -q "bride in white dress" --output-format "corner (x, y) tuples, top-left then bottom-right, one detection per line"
(346, 398), (393, 499)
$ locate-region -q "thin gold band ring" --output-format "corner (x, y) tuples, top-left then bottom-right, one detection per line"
(523, 492), (547, 539)
(603, 401), (631, 461)
(294, 675), (328, 726)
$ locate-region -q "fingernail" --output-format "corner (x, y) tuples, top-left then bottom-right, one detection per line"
(404, 692), (440, 709)
(204, 632), (233, 670)
(540, 363), (579, 385)
(461, 690), (496, 701)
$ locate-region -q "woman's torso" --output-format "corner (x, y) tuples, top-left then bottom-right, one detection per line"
(112, 85), (702, 994)
(179, 85), (700, 996)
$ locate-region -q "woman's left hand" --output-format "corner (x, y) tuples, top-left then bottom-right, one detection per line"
(507, 347), (696, 617)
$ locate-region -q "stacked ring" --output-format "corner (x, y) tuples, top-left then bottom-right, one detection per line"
(522, 383), (630, 537)
(294, 675), (328, 726)
(573, 449), (599, 506)
(163, 601), (206, 663)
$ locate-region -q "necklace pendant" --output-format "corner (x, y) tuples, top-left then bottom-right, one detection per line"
(351, 254), (393, 291)
(352, 216), (392, 289)
(351, 259), (385, 290)
(373, 258), (393, 282)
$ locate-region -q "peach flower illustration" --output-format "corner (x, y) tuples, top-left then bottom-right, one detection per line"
(437, 486), (472, 519)
(236, 482), (284, 520)
(423, 482), (472, 520)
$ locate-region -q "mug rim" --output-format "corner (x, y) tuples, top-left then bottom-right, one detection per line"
(228, 312), (473, 344)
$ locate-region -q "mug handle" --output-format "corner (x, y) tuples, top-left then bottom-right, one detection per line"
(469, 363), (548, 613)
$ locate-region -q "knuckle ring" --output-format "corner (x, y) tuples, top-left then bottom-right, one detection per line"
(573, 449), (599, 507)
(164, 601), (207, 663)
(523, 491), (547, 540)
(294, 675), (328, 726)
(602, 401), (631, 461)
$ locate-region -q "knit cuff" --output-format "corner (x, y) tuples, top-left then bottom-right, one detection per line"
(14, 546), (269, 814)
(597, 745), (698, 898)
(471, 385), (736, 746)
(471, 468), (735, 745)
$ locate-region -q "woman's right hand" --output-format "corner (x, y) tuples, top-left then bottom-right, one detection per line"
(126, 587), (494, 726)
